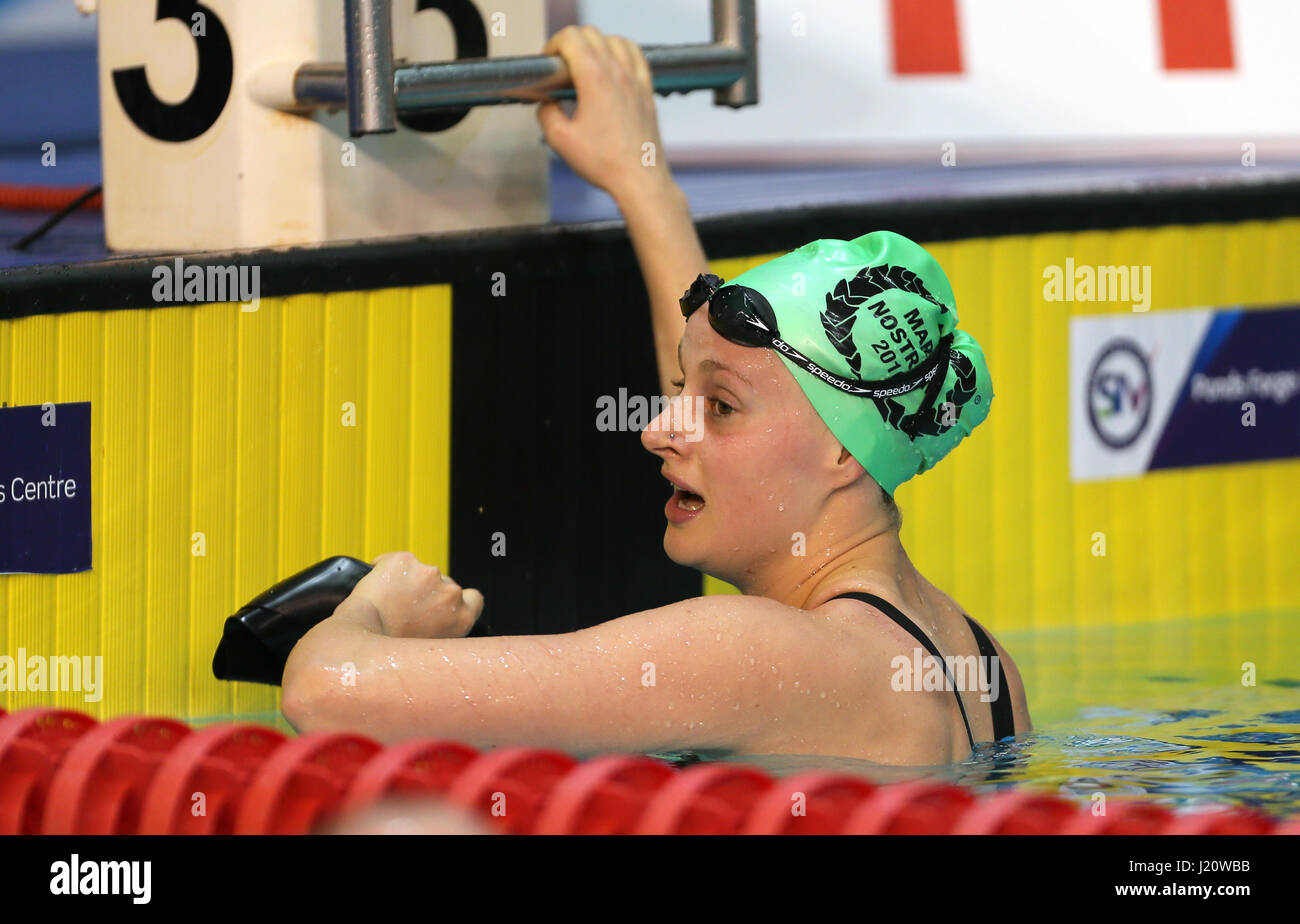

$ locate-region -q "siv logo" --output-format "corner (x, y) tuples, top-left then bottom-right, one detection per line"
(1087, 339), (1152, 448)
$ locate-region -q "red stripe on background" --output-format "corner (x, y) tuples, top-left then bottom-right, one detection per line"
(889, 0), (963, 75)
(1158, 0), (1235, 69)
(0, 183), (102, 212)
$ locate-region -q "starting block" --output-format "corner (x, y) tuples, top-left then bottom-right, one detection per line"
(91, 0), (756, 251)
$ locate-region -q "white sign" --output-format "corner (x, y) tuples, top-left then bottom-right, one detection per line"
(1069, 308), (1214, 482)
(583, 0), (1300, 163)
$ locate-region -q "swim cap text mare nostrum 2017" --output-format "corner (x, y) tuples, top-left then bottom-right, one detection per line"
(679, 231), (993, 494)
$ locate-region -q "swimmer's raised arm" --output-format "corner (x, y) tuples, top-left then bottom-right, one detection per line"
(536, 25), (709, 395)
(280, 553), (878, 754)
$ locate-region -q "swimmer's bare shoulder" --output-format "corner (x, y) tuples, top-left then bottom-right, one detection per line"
(283, 593), (894, 758)
(810, 593), (1032, 761)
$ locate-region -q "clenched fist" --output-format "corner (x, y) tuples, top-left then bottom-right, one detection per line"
(536, 25), (668, 204)
(348, 551), (484, 639)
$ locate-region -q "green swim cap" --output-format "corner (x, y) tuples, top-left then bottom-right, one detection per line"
(719, 231), (992, 494)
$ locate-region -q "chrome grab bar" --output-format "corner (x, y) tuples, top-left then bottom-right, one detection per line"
(307, 0), (757, 136)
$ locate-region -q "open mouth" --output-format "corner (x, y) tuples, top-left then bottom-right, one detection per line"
(672, 488), (706, 511)
(663, 472), (706, 521)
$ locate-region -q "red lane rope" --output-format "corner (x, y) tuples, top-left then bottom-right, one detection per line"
(0, 708), (1292, 834)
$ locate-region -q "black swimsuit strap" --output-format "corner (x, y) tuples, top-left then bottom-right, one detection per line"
(830, 592), (976, 750)
(963, 615), (1016, 742)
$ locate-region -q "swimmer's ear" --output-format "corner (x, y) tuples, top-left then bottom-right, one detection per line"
(836, 446), (865, 471)
(829, 444), (866, 489)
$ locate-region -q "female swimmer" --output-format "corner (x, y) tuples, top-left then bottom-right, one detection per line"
(282, 26), (1030, 765)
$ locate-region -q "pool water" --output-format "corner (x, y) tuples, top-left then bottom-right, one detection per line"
(699, 610), (1300, 819)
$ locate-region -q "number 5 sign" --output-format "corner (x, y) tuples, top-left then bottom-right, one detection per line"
(96, 0), (548, 252)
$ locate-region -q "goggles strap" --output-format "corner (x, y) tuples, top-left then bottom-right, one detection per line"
(680, 273), (725, 316)
(900, 335), (955, 440)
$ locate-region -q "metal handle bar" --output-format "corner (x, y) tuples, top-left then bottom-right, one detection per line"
(311, 0), (756, 136)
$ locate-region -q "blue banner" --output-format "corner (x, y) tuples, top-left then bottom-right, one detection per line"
(0, 402), (91, 574)
(1149, 308), (1300, 471)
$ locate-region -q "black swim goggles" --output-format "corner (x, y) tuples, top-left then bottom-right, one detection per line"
(679, 273), (956, 430)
